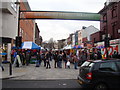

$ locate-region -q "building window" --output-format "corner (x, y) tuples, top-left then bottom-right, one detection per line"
(19, 28), (22, 36)
(103, 14), (107, 22)
(112, 22), (117, 39)
(111, 9), (117, 18)
(11, 0), (17, 12)
(19, 28), (24, 37)
(94, 38), (96, 43)
(111, 5), (117, 18)
(102, 26), (106, 34)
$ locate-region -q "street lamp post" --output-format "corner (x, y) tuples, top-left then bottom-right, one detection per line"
(9, 1), (21, 76)
(15, 1), (20, 37)
(104, 3), (110, 59)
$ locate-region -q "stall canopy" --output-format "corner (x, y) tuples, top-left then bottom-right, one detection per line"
(96, 45), (104, 49)
(22, 41), (41, 49)
(63, 45), (72, 50)
(72, 45), (83, 49)
(12, 46), (21, 49)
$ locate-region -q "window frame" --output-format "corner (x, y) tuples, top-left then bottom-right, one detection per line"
(115, 61), (120, 72)
(99, 62), (118, 72)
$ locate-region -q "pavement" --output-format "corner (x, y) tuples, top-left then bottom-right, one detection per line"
(1, 64), (33, 79)
(1, 60), (79, 80)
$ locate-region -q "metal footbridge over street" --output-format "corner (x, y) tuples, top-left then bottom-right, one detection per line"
(20, 10), (100, 21)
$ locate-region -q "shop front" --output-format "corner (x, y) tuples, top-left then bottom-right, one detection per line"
(95, 39), (120, 59)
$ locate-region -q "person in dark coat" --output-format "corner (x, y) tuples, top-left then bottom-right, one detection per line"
(49, 51), (52, 61)
(73, 53), (79, 69)
(57, 51), (63, 68)
(81, 51), (87, 64)
(25, 51), (31, 66)
(41, 52), (46, 67)
(53, 51), (58, 68)
(36, 51), (42, 67)
(22, 52), (26, 65)
(0, 55), (4, 71)
(97, 49), (102, 59)
(45, 51), (51, 69)
(63, 51), (67, 68)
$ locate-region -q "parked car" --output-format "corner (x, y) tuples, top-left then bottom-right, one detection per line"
(77, 59), (120, 90)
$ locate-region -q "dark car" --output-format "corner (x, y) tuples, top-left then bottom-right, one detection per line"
(77, 59), (120, 90)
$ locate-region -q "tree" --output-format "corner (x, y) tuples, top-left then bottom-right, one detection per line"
(48, 38), (54, 50)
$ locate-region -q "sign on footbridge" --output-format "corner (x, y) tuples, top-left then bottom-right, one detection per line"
(20, 11), (100, 21)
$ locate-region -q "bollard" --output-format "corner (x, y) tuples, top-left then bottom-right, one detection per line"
(9, 62), (12, 75)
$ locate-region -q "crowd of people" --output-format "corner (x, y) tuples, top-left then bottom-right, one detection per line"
(9, 49), (81, 69)
(1, 48), (120, 71)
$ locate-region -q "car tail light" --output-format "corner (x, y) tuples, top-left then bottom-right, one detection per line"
(86, 72), (92, 80)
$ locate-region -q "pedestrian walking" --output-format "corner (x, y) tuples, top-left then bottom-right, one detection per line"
(45, 51), (51, 69)
(66, 59), (70, 69)
(12, 50), (17, 66)
(21, 52), (26, 65)
(97, 49), (102, 59)
(53, 51), (58, 68)
(63, 51), (67, 68)
(0, 63), (4, 71)
(13, 50), (22, 67)
(57, 51), (63, 68)
(19, 51), (25, 65)
(11, 49), (15, 64)
(36, 51), (42, 67)
(49, 51), (52, 61)
(25, 51), (31, 66)
(0, 55), (4, 71)
(41, 52), (46, 67)
(73, 53), (78, 69)
(81, 51), (87, 64)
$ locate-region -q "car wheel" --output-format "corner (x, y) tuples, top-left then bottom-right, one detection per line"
(94, 83), (108, 90)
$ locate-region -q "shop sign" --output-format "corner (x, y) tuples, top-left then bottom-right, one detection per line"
(110, 39), (119, 44)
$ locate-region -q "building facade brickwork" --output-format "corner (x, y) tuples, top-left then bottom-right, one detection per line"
(99, 2), (120, 40)
(19, 0), (35, 42)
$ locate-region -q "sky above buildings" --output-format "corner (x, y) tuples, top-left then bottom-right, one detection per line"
(28, 0), (106, 41)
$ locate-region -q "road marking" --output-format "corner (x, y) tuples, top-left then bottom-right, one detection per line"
(63, 83), (67, 86)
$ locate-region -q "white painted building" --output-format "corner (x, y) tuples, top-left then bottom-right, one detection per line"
(72, 34), (75, 46)
(78, 30), (82, 45)
(0, 0), (19, 61)
(82, 25), (100, 41)
(0, 0), (19, 40)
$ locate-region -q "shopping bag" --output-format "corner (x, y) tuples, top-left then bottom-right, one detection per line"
(66, 61), (70, 66)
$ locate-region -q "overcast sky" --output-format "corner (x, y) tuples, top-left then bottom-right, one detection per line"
(27, 0), (106, 42)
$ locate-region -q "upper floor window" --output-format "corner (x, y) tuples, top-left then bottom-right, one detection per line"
(11, 0), (17, 12)
(94, 38), (96, 43)
(111, 5), (117, 18)
(112, 9), (117, 18)
(103, 14), (107, 23)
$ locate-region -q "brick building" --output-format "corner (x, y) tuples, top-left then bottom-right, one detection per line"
(90, 31), (102, 43)
(19, 0), (35, 42)
(35, 23), (43, 45)
(35, 23), (40, 45)
(99, 1), (120, 40)
(57, 39), (66, 49)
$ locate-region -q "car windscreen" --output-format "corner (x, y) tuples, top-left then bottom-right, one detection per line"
(81, 61), (94, 68)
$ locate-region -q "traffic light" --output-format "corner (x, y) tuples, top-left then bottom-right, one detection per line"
(15, 36), (22, 47)
(104, 37), (110, 48)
